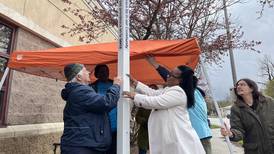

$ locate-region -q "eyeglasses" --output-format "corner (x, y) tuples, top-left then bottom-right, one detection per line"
(167, 72), (181, 79)
(236, 82), (248, 88)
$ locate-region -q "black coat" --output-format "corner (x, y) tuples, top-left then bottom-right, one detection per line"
(61, 82), (120, 151)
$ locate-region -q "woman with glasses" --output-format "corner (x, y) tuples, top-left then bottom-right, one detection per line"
(146, 56), (212, 153)
(124, 65), (205, 154)
(221, 78), (274, 154)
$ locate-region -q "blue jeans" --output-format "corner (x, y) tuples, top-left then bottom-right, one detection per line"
(139, 148), (147, 154)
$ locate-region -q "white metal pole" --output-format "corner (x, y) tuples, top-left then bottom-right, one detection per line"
(117, 0), (130, 153)
(0, 67), (9, 90)
(200, 62), (234, 154)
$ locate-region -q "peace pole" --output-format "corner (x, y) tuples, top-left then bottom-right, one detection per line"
(117, 0), (130, 153)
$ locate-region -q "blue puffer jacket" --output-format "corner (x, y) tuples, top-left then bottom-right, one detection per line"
(60, 82), (120, 151)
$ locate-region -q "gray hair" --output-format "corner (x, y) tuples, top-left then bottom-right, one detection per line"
(69, 69), (84, 83)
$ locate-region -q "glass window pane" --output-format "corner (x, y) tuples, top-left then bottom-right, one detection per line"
(0, 24), (13, 54)
(0, 20), (14, 125)
(0, 57), (8, 80)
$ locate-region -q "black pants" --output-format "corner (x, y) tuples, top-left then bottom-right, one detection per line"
(106, 132), (117, 154)
(61, 145), (106, 154)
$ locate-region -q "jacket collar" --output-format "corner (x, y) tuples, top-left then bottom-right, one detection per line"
(234, 95), (266, 108)
(234, 97), (266, 129)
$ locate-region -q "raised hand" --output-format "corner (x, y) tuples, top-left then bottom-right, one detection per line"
(113, 77), (122, 86)
(126, 74), (138, 88)
(146, 55), (159, 69)
(123, 91), (136, 99)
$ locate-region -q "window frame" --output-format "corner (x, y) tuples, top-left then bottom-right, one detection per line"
(0, 18), (16, 127)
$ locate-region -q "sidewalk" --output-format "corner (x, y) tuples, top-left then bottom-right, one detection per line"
(211, 128), (243, 154)
(210, 117), (244, 154)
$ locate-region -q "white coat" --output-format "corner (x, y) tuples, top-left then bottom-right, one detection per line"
(134, 82), (205, 154)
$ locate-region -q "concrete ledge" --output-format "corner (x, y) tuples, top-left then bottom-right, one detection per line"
(0, 3), (71, 47)
(0, 122), (63, 139)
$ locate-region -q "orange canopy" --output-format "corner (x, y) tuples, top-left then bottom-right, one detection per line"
(8, 38), (200, 84)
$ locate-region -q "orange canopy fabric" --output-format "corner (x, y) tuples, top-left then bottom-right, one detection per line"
(8, 38), (200, 84)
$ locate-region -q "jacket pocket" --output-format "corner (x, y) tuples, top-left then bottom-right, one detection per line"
(243, 143), (258, 153)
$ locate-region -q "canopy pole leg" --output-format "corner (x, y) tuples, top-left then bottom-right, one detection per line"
(199, 62), (234, 154)
(0, 67), (10, 90)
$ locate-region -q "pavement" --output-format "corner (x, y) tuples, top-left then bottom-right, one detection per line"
(210, 118), (244, 154)
(211, 129), (244, 154)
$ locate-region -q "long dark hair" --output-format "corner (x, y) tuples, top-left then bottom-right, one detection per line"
(177, 65), (195, 108)
(193, 76), (206, 97)
(234, 78), (262, 101)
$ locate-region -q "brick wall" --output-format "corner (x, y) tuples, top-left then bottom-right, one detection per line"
(0, 132), (62, 154)
(7, 28), (66, 125)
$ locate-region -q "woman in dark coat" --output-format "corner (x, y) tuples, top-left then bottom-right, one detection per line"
(221, 78), (274, 154)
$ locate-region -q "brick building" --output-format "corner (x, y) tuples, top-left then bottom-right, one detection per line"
(0, 0), (116, 153)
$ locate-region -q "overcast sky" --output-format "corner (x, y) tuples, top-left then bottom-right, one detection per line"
(206, 1), (274, 100)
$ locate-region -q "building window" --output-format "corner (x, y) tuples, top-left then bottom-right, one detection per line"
(0, 19), (15, 127)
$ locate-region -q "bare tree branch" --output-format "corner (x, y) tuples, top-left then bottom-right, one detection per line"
(61, 0), (261, 64)
(259, 55), (274, 81)
(258, 0), (274, 17)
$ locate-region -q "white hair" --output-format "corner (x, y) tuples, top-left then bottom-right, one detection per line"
(69, 69), (84, 83)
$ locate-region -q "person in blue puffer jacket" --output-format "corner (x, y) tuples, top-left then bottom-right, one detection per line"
(61, 63), (122, 154)
(146, 56), (212, 154)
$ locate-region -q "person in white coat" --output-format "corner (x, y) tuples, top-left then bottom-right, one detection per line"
(124, 65), (205, 154)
